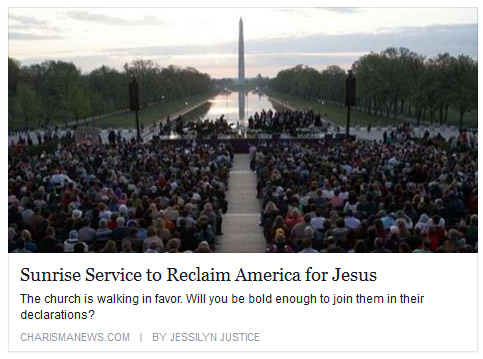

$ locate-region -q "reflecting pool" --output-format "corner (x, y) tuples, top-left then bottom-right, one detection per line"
(184, 90), (286, 126)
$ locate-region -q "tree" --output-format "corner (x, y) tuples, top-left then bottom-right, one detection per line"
(68, 85), (91, 125)
(8, 57), (20, 95)
(9, 58), (213, 130)
(270, 48), (477, 128)
(451, 55), (478, 128)
(15, 83), (41, 130)
(320, 65), (346, 106)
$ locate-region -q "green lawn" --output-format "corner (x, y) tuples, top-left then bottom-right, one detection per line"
(265, 89), (477, 128)
(94, 92), (216, 128)
(9, 92), (217, 131)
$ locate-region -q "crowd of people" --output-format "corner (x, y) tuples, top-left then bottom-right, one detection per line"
(381, 123), (478, 146)
(157, 115), (235, 138)
(156, 108), (330, 139)
(10, 126), (73, 147)
(8, 104), (478, 254)
(248, 109), (328, 136)
(254, 134), (477, 253)
(8, 138), (233, 253)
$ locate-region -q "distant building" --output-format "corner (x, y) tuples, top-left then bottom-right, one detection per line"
(238, 17), (245, 85)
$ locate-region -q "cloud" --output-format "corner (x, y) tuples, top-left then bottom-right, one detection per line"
(9, 13), (60, 32)
(108, 42), (236, 57)
(271, 7), (360, 18)
(11, 23), (477, 77)
(248, 24), (476, 57)
(64, 10), (163, 26)
(321, 8), (360, 14)
(107, 23), (477, 59)
(9, 32), (64, 40)
(9, 14), (49, 26)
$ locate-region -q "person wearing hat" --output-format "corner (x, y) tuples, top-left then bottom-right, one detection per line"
(72, 209), (83, 221)
(64, 230), (87, 253)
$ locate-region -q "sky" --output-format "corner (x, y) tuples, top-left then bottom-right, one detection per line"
(8, 8), (478, 78)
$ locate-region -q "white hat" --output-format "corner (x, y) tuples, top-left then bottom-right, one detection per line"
(119, 204), (128, 215)
(72, 209), (83, 220)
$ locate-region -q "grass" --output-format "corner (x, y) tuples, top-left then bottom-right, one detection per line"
(9, 91), (217, 131)
(94, 92), (216, 129)
(265, 89), (478, 128)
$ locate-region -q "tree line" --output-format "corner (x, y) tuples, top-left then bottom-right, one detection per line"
(269, 47), (477, 127)
(8, 58), (213, 131)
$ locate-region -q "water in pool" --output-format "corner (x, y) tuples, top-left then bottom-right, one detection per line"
(184, 90), (285, 127)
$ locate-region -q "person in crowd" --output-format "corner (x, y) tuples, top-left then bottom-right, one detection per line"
(465, 214), (478, 246)
(101, 240), (118, 253)
(266, 233), (294, 253)
(144, 226), (164, 253)
(78, 219), (96, 248)
(193, 216), (216, 249)
(64, 230), (88, 253)
(8, 227), (17, 252)
(165, 238), (181, 253)
(21, 229), (38, 253)
(12, 238), (32, 253)
(121, 240), (134, 253)
(195, 241), (213, 253)
(298, 227), (318, 253)
(248, 109), (328, 135)
(112, 217), (128, 242)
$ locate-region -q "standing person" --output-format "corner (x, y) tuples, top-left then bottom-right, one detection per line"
(108, 130), (116, 145)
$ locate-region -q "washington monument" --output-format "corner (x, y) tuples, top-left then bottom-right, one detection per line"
(238, 17), (245, 85)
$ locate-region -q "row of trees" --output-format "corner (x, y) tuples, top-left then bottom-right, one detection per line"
(8, 58), (213, 131)
(269, 48), (477, 126)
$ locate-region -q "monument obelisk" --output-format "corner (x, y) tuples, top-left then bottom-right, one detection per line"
(238, 17), (245, 85)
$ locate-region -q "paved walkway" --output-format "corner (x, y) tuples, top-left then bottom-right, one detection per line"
(217, 154), (266, 253)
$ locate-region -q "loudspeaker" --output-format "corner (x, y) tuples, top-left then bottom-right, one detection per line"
(129, 79), (140, 111)
(346, 71), (356, 107)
